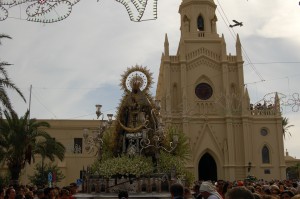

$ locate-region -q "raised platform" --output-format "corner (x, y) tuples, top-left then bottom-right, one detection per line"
(74, 193), (171, 199)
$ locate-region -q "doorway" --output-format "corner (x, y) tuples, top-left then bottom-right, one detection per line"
(198, 153), (217, 181)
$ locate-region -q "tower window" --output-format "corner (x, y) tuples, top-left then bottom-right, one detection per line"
(197, 16), (204, 31)
(262, 145), (270, 164)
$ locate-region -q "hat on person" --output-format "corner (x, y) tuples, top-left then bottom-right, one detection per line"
(200, 181), (222, 199)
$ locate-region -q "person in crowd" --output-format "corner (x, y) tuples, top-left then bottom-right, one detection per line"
(25, 190), (34, 199)
(4, 188), (16, 199)
(291, 195), (300, 199)
(170, 183), (184, 199)
(184, 187), (193, 199)
(225, 187), (254, 199)
(262, 185), (271, 196)
(270, 185), (281, 199)
(222, 182), (231, 198)
(216, 181), (225, 198)
(193, 184), (202, 199)
(200, 181), (222, 199)
(68, 183), (78, 199)
(290, 188), (297, 195)
(48, 188), (56, 199)
(59, 189), (70, 199)
(254, 185), (264, 196)
(118, 190), (128, 199)
(35, 189), (44, 199)
(280, 190), (295, 199)
(1, 187), (5, 199)
(278, 183), (285, 193)
(261, 195), (277, 199)
(15, 186), (25, 199)
(253, 193), (262, 199)
(247, 186), (255, 193)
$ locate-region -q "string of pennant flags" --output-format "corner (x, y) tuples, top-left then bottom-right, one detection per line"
(0, 0), (158, 23)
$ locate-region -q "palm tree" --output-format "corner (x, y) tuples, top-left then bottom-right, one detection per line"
(0, 110), (65, 184)
(0, 34), (26, 115)
(282, 117), (294, 138)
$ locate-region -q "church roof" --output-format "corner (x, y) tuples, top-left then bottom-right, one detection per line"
(284, 150), (300, 162)
(285, 155), (297, 161)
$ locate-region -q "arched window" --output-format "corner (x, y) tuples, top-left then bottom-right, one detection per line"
(197, 15), (204, 31)
(262, 145), (270, 164)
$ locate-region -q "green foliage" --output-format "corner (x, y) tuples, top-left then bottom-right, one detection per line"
(0, 110), (65, 182)
(182, 170), (195, 187)
(100, 127), (115, 160)
(0, 173), (10, 187)
(159, 127), (194, 185)
(0, 34), (26, 114)
(28, 162), (65, 187)
(91, 155), (153, 178)
(158, 151), (184, 174)
(282, 117), (294, 138)
(89, 126), (194, 185)
(165, 126), (191, 161)
(158, 151), (194, 186)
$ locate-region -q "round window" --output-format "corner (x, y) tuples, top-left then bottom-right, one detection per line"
(195, 83), (213, 100)
(260, 128), (268, 136)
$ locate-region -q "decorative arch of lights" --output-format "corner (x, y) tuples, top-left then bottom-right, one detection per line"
(255, 92), (300, 112)
(0, 0), (158, 23)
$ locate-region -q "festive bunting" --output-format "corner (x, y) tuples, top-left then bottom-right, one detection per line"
(0, 0), (158, 23)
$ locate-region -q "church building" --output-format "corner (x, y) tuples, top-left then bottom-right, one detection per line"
(156, 0), (286, 181)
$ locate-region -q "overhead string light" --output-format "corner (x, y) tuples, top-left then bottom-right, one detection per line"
(0, 0), (158, 23)
(0, 0), (80, 23)
(115, 0), (158, 22)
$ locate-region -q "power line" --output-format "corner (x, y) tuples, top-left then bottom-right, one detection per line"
(244, 62), (300, 65)
(215, 0), (265, 82)
(31, 89), (58, 119)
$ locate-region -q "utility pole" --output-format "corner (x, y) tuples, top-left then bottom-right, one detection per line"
(28, 85), (32, 120)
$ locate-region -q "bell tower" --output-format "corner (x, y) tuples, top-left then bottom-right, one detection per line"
(179, 0), (218, 39)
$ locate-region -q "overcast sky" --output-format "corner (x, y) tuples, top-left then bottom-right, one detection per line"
(0, 0), (300, 158)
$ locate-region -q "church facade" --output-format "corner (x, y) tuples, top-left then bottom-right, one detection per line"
(156, 0), (286, 181)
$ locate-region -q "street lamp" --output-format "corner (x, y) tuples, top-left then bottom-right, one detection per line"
(83, 104), (113, 160)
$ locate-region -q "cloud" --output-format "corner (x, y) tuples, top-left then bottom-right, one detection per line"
(256, 1), (300, 42)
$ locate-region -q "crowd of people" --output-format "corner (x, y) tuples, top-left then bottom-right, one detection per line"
(171, 179), (300, 199)
(0, 183), (78, 199)
(1, 179), (300, 199)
